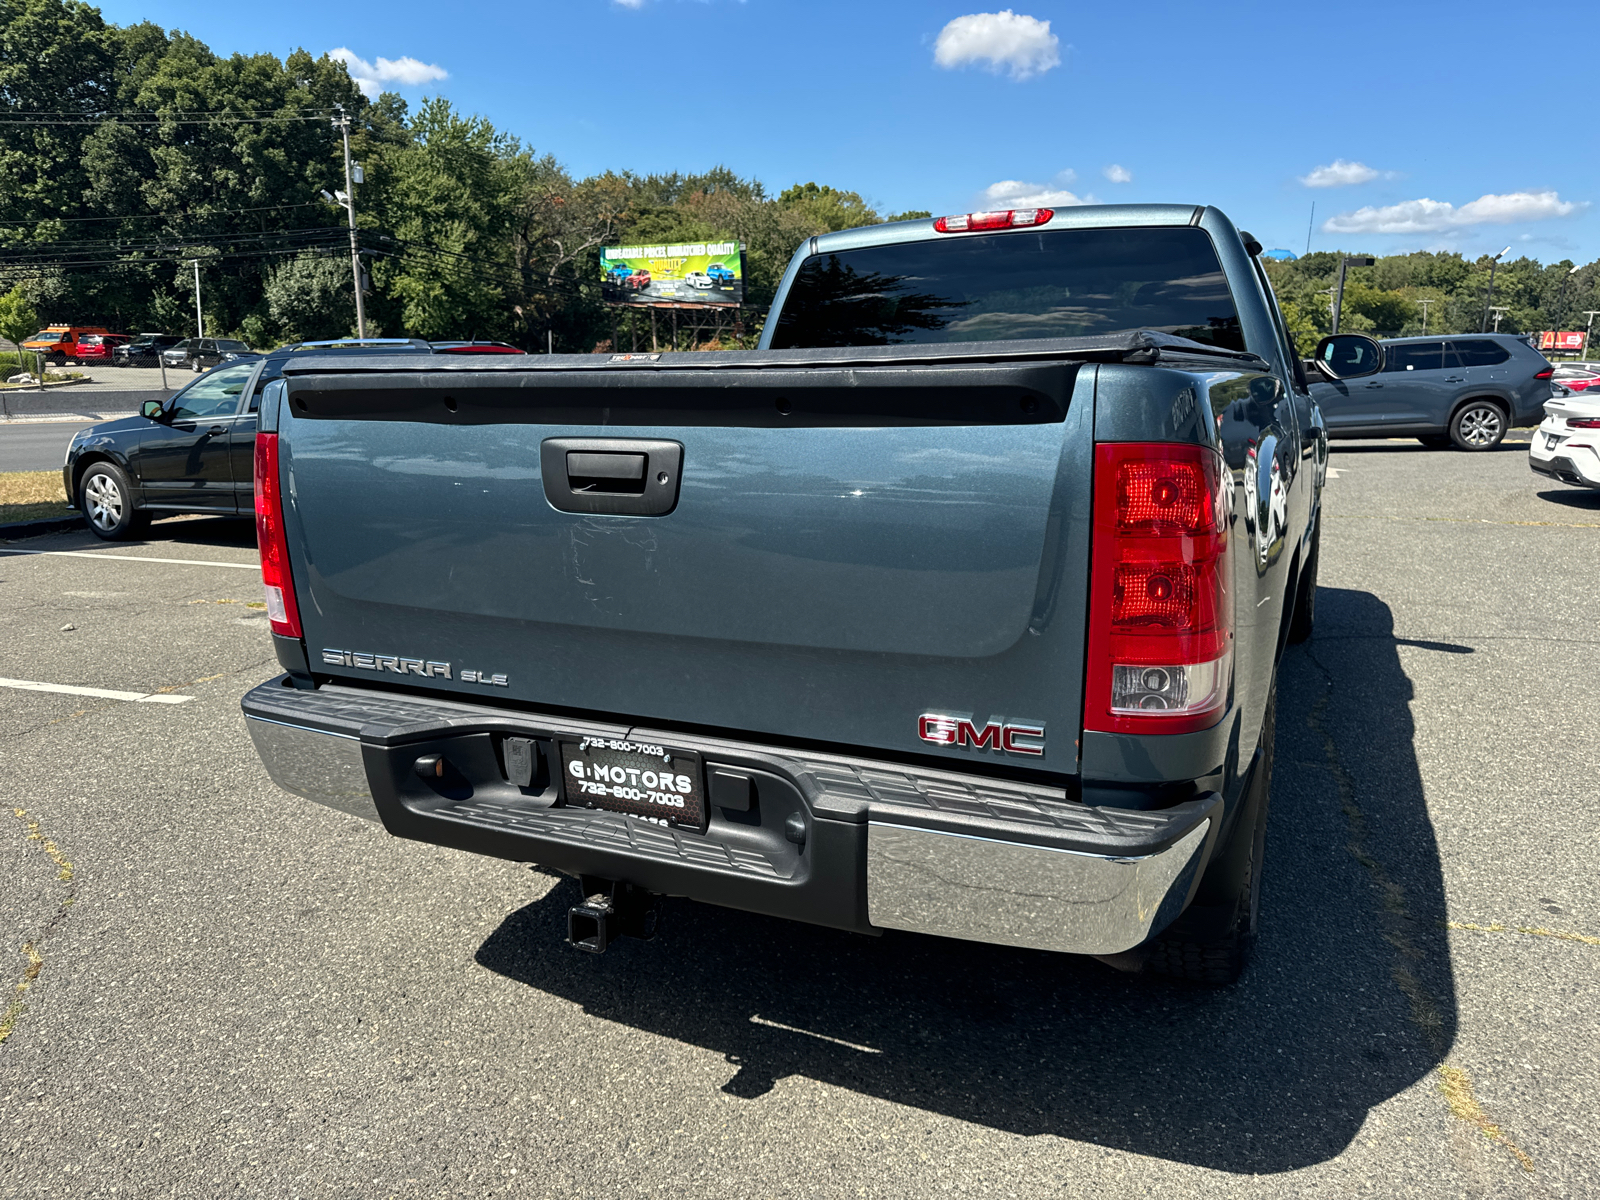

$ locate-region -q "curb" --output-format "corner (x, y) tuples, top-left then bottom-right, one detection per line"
(0, 513), (86, 540)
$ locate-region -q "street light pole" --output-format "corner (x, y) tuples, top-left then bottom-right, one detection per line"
(1584, 311), (1600, 356)
(1489, 306), (1509, 333)
(1480, 246), (1511, 333)
(190, 259), (204, 338)
(1550, 264), (1582, 354)
(1418, 298), (1436, 335)
(1331, 255), (1374, 334)
(332, 104), (367, 339)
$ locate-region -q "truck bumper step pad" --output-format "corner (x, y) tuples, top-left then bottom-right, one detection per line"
(242, 676), (1219, 955)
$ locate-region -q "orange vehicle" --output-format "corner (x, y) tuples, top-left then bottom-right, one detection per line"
(22, 325), (110, 363)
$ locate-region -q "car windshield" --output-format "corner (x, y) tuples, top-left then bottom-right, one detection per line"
(29, 330), (58, 342)
(768, 225), (1244, 350)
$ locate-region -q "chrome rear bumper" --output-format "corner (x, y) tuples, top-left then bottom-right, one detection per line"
(866, 820), (1210, 955)
(243, 677), (1220, 954)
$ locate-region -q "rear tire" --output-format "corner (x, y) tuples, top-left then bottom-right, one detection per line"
(1449, 400), (1506, 451)
(1145, 689), (1274, 986)
(79, 463), (151, 542)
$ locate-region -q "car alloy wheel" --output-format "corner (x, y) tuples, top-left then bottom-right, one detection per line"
(83, 471), (125, 533)
(1453, 402), (1505, 450)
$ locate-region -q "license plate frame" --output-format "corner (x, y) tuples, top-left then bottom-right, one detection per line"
(559, 735), (707, 831)
(1547, 433), (1565, 450)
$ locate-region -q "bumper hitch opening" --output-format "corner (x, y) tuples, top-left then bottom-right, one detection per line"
(568, 877), (662, 954)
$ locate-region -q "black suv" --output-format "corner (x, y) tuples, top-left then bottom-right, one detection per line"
(64, 339), (471, 540)
(113, 333), (184, 367)
(160, 337), (256, 374)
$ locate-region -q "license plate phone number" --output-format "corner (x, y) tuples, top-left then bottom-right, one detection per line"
(566, 738), (694, 810)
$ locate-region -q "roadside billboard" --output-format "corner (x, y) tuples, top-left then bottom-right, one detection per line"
(1539, 331), (1587, 352)
(600, 241), (744, 306)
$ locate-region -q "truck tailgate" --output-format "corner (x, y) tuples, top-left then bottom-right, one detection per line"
(275, 357), (1094, 772)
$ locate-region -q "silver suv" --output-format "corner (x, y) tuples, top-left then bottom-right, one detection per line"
(1313, 332), (1554, 450)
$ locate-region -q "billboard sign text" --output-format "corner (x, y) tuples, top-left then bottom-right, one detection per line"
(600, 241), (744, 307)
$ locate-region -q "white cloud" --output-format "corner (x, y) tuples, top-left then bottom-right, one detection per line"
(614, 0), (646, 7)
(1323, 190), (1583, 235)
(1298, 159), (1383, 188)
(982, 179), (1089, 208)
(1103, 164), (1132, 184)
(328, 48), (449, 99)
(934, 10), (1060, 80)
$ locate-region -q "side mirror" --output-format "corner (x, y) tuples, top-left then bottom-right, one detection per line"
(1312, 334), (1385, 381)
(140, 399), (165, 421)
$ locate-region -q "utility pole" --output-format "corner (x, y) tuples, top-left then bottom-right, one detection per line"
(1489, 306), (1509, 333)
(1418, 298), (1436, 335)
(1480, 246), (1511, 333)
(1549, 264), (1582, 354)
(1331, 255), (1374, 334)
(190, 259), (204, 337)
(331, 104), (367, 339)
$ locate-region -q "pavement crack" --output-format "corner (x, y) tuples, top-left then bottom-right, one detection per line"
(1446, 920), (1600, 948)
(1, 807), (77, 1049)
(1301, 647), (1534, 1175)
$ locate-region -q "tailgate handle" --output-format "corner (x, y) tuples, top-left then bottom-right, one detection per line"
(567, 451), (646, 493)
(541, 437), (683, 516)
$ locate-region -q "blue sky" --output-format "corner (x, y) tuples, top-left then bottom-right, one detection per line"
(98, 0), (1598, 264)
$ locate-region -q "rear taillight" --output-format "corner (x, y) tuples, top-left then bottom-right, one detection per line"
(253, 431), (302, 638)
(1534, 368), (1554, 380)
(1085, 443), (1232, 734)
(933, 208), (1054, 234)
(1568, 417), (1600, 429)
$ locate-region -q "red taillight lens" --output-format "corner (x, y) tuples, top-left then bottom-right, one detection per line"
(1085, 443), (1232, 735)
(933, 208), (1054, 234)
(253, 431), (302, 639)
(1568, 417), (1600, 429)
(1535, 369), (1554, 380)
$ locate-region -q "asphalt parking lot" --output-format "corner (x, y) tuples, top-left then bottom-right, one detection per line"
(1, 437), (1596, 1198)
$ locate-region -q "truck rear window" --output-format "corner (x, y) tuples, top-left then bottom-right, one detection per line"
(769, 226), (1243, 352)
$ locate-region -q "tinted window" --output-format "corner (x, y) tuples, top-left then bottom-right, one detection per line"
(1450, 339), (1511, 367)
(1383, 341), (1445, 372)
(768, 226), (1244, 351)
(218, 340), (249, 351)
(169, 362), (255, 420)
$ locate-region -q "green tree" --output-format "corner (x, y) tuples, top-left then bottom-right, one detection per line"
(777, 182), (879, 232)
(0, 283), (40, 366)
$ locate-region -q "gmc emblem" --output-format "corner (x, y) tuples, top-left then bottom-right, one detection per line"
(918, 713), (1045, 757)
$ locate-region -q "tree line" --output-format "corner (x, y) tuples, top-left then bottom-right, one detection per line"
(3, 0), (1596, 354)
(0, 0), (925, 351)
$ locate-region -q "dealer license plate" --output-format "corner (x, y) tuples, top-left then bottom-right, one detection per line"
(1547, 433), (1565, 450)
(559, 736), (706, 830)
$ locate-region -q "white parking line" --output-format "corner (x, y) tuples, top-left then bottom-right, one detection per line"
(0, 549), (257, 571)
(0, 677), (195, 704)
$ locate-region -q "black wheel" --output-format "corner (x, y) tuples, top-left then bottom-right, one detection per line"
(1416, 434), (1452, 449)
(1288, 517), (1320, 644)
(1449, 400), (1506, 451)
(78, 463), (150, 542)
(1145, 689), (1274, 986)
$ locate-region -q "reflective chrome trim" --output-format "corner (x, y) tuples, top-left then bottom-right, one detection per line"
(243, 715), (378, 821)
(866, 819), (1210, 955)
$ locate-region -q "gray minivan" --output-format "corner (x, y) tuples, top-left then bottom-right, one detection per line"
(1312, 332), (1554, 450)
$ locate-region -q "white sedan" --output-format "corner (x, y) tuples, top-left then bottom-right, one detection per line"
(1529, 385), (1600, 489)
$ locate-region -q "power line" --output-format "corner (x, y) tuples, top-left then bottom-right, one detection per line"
(0, 202), (324, 225)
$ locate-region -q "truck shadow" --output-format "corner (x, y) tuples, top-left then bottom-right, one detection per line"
(475, 586), (1454, 1175)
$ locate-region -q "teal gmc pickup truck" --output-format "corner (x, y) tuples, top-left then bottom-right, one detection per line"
(240, 203), (1384, 985)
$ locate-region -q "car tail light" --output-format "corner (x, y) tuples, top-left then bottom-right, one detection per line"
(1534, 368), (1554, 380)
(933, 208), (1054, 234)
(253, 432), (302, 638)
(1568, 417), (1600, 429)
(1085, 443), (1232, 734)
